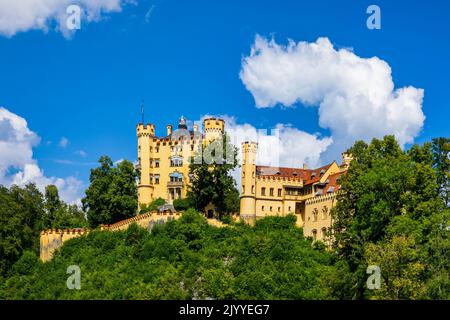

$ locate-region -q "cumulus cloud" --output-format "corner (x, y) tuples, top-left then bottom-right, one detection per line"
(240, 35), (425, 154)
(0, 107), (84, 204)
(59, 136), (69, 148)
(0, 0), (134, 37)
(198, 114), (332, 183)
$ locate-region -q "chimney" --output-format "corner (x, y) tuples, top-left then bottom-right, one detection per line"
(167, 125), (173, 136)
(303, 163), (308, 170)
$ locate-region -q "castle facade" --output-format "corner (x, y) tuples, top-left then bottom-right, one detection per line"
(137, 116), (224, 207)
(137, 116), (349, 241)
(240, 141), (350, 241)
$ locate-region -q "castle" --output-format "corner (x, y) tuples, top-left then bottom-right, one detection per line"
(240, 141), (350, 241)
(137, 116), (350, 242)
(137, 116), (225, 208)
(40, 116), (349, 261)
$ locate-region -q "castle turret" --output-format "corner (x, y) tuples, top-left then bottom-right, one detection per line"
(137, 123), (155, 208)
(340, 152), (353, 171)
(203, 117), (225, 143)
(240, 141), (257, 225)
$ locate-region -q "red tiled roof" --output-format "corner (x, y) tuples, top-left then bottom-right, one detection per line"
(256, 163), (333, 184)
(323, 171), (346, 193)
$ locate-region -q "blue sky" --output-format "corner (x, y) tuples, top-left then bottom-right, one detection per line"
(0, 0), (449, 202)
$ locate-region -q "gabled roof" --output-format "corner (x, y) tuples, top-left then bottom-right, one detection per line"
(256, 163), (333, 185)
(323, 171), (346, 193)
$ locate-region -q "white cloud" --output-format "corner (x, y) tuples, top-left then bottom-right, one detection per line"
(75, 149), (87, 157)
(59, 136), (69, 148)
(240, 35), (425, 154)
(0, 107), (84, 204)
(199, 114), (332, 184)
(0, 0), (134, 37)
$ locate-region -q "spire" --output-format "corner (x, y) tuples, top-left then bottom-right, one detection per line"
(178, 115), (187, 129)
(140, 100), (145, 124)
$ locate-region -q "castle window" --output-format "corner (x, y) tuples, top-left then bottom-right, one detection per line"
(242, 185), (245, 193)
(322, 206), (328, 219)
(150, 159), (153, 167)
(251, 186), (254, 194)
(313, 208), (318, 221)
(278, 189), (282, 197)
(155, 159), (160, 167)
(189, 173), (194, 182)
(252, 171), (255, 178)
(312, 229), (317, 240)
(320, 169), (325, 175)
(262, 206), (264, 211)
(270, 206), (272, 212)
(149, 174), (153, 184)
(321, 228), (327, 240)
(327, 186), (335, 193)
(170, 156), (183, 167)
(170, 172), (183, 182)
(269, 188), (274, 196)
(278, 207), (280, 212)
(288, 206), (291, 211)
(156, 147), (159, 153)
(154, 174), (160, 184)
(261, 187), (266, 196)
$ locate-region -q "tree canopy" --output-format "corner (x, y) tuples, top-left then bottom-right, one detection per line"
(82, 156), (138, 227)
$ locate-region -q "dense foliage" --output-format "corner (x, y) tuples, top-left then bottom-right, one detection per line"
(331, 136), (449, 299)
(0, 183), (86, 276)
(0, 211), (338, 299)
(187, 134), (240, 214)
(82, 156), (138, 227)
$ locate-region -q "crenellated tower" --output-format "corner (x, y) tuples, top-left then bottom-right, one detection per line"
(240, 141), (258, 225)
(203, 117), (225, 143)
(137, 123), (155, 208)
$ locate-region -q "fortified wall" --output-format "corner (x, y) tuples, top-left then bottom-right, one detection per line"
(40, 211), (229, 262)
(39, 211), (182, 262)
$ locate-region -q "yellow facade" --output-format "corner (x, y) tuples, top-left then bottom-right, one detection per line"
(137, 116), (225, 208)
(240, 141), (350, 241)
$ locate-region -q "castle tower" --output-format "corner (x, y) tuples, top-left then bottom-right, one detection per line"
(203, 117), (225, 143)
(240, 141), (257, 225)
(340, 152), (353, 171)
(137, 123), (155, 208)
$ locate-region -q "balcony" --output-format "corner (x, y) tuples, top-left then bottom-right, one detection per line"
(167, 181), (184, 188)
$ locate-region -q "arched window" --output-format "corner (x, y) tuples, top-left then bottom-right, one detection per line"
(321, 228), (327, 240)
(313, 208), (318, 222)
(312, 229), (317, 240)
(322, 206), (328, 219)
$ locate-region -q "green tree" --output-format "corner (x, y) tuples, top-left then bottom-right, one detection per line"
(331, 136), (444, 299)
(432, 137), (450, 206)
(82, 156), (138, 227)
(187, 134), (240, 214)
(0, 184), (45, 275)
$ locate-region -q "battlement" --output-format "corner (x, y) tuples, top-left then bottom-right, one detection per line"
(39, 211), (186, 262)
(256, 175), (303, 183)
(305, 192), (338, 205)
(137, 123), (155, 137)
(203, 117), (225, 132)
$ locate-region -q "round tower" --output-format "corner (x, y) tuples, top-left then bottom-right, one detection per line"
(240, 141), (257, 226)
(137, 123), (155, 208)
(203, 117), (225, 143)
